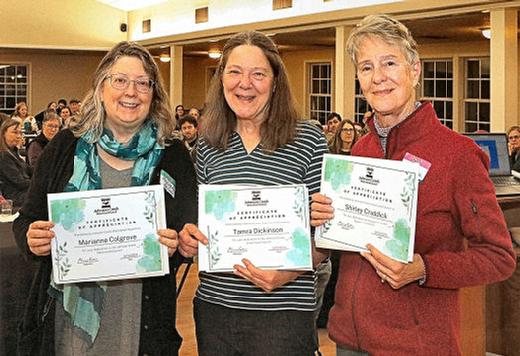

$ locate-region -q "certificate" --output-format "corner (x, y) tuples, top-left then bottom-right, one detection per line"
(316, 154), (419, 263)
(198, 184), (313, 272)
(48, 185), (169, 284)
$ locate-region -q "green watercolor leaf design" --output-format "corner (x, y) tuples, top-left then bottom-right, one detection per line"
(324, 158), (353, 191)
(285, 228), (311, 266)
(205, 190), (237, 221)
(207, 227), (221, 269)
(400, 173), (416, 212)
(51, 198), (86, 231)
(292, 186), (305, 221)
(137, 234), (161, 272)
(384, 219), (410, 261)
(55, 241), (71, 277)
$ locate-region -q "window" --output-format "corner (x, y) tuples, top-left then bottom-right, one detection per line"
(308, 63), (331, 124)
(195, 7), (209, 24)
(421, 59), (453, 129)
(273, 0), (292, 10)
(464, 58), (490, 132)
(354, 77), (371, 124)
(0, 64), (28, 115)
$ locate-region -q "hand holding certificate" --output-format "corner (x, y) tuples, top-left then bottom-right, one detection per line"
(198, 184), (313, 272)
(48, 185), (169, 284)
(315, 154), (419, 263)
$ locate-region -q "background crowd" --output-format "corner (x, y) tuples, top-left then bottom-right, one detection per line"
(0, 15), (518, 356)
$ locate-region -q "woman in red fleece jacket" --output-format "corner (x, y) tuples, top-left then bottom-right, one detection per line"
(311, 14), (516, 356)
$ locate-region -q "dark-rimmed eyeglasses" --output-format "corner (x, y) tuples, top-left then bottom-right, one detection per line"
(106, 74), (155, 94)
(341, 128), (354, 133)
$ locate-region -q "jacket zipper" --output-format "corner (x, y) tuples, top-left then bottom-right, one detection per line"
(41, 295), (53, 323)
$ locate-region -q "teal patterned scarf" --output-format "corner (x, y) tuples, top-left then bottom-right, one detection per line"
(48, 119), (164, 345)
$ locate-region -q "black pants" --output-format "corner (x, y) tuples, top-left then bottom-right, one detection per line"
(194, 297), (318, 356)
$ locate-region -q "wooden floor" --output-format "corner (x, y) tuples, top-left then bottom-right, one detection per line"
(176, 263), (336, 356)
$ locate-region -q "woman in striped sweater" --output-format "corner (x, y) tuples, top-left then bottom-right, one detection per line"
(178, 31), (329, 356)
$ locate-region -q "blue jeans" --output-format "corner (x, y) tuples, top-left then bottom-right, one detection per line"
(194, 297), (318, 356)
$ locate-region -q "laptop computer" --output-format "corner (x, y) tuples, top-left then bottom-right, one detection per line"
(464, 133), (520, 196)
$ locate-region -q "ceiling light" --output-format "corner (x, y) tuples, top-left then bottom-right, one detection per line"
(159, 54), (171, 62)
(481, 28), (491, 39)
(208, 50), (222, 59)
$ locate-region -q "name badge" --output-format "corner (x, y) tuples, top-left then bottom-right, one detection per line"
(403, 152), (431, 182)
(160, 170), (176, 198)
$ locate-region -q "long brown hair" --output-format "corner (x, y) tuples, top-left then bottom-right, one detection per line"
(329, 119), (358, 154)
(202, 31), (299, 151)
(0, 119), (21, 152)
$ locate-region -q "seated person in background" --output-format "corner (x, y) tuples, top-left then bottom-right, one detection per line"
(0, 119), (32, 208)
(325, 112), (342, 143)
(26, 111), (61, 168)
(508, 125), (520, 172)
(59, 106), (72, 128)
(328, 119), (359, 155)
(11, 101), (38, 133)
(179, 115), (199, 154)
(0, 112), (10, 125)
(69, 98), (81, 116)
(34, 101), (57, 130)
(188, 107), (201, 120)
(56, 98), (67, 113)
(174, 104), (185, 120)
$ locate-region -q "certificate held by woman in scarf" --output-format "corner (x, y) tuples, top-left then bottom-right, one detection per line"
(48, 184), (169, 284)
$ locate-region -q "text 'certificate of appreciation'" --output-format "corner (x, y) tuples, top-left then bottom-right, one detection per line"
(316, 154), (419, 263)
(198, 184), (313, 272)
(48, 185), (169, 284)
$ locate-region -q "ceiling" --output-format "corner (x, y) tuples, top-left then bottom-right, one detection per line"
(149, 11), (503, 58)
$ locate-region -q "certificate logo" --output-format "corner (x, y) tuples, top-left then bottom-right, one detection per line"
(245, 190), (269, 207)
(94, 197), (120, 215)
(101, 198), (111, 209)
(359, 166), (380, 186)
(365, 167), (374, 180)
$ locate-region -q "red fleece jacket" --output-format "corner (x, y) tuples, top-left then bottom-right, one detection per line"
(328, 102), (516, 356)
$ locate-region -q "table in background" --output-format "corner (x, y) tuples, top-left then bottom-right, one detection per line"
(460, 195), (520, 356)
(0, 222), (37, 356)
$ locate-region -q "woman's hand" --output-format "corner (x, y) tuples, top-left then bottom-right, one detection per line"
(178, 223), (208, 258)
(26, 221), (55, 256)
(233, 259), (301, 293)
(310, 193), (334, 227)
(157, 229), (179, 257)
(361, 244), (425, 289)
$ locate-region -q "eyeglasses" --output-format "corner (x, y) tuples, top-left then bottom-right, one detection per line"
(106, 74), (155, 94)
(341, 128), (354, 133)
(509, 135), (520, 140)
(45, 124), (60, 130)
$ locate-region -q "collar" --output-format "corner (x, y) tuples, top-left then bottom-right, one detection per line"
(365, 101), (442, 155)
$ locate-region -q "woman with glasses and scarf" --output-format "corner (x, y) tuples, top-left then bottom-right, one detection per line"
(13, 41), (197, 356)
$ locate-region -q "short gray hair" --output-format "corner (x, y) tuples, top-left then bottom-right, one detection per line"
(347, 14), (419, 66)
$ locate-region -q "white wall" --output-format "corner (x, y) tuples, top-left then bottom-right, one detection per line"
(1, 0), (127, 50)
(127, 0), (398, 41)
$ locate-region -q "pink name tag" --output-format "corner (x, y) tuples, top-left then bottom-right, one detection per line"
(403, 152), (431, 182)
